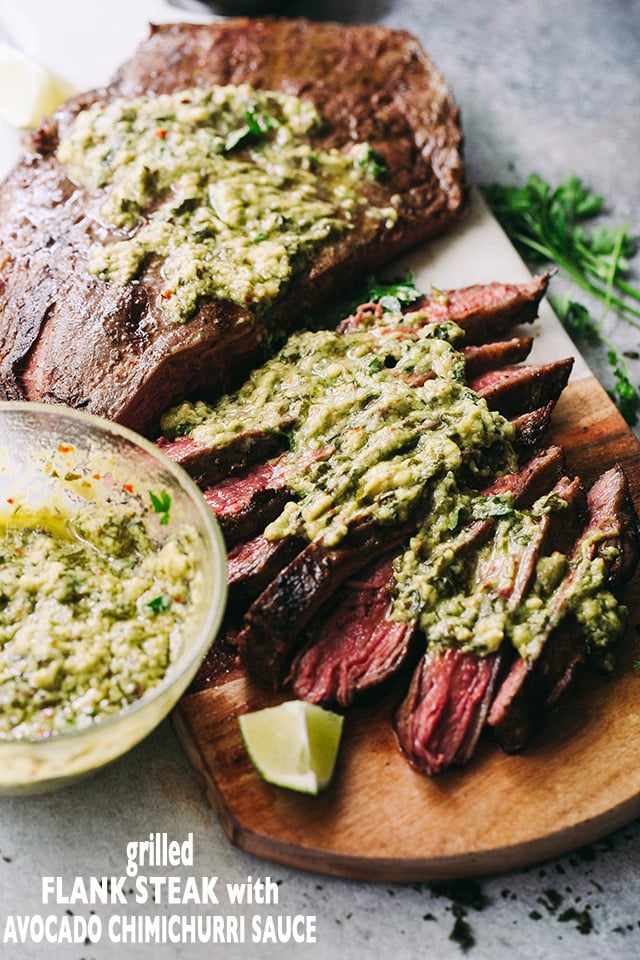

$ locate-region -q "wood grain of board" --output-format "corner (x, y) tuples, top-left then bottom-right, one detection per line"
(174, 375), (640, 881)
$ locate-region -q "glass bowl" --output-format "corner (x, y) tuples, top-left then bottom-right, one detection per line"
(0, 402), (227, 794)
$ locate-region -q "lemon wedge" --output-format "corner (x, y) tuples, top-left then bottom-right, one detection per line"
(0, 41), (75, 128)
(238, 700), (344, 794)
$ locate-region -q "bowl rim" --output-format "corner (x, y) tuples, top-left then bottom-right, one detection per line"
(0, 400), (228, 747)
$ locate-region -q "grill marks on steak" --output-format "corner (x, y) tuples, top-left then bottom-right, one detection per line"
(236, 520), (415, 685)
(0, 19), (465, 435)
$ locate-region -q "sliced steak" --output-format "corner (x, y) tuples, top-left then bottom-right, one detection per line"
(201, 446), (331, 547)
(203, 472), (291, 550)
(486, 444), (565, 505)
(470, 358), (574, 418)
(236, 520), (413, 684)
(511, 403), (556, 457)
(337, 274), (549, 339)
(395, 646), (504, 776)
(462, 337), (533, 378)
(394, 469), (584, 775)
(289, 556), (417, 708)
(227, 533), (307, 606)
(0, 19), (465, 436)
(488, 465), (639, 753)
(156, 428), (289, 486)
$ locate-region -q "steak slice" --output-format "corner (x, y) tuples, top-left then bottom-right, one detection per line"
(227, 533), (307, 606)
(203, 469), (292, 549)
(462, 337), (534, 378)
(289, 556), (417, 708)
(236, 520), (414, 684)
(395, 646), (504, 776)
(469, 358), (574, 418)
(337, 274), (549, 338)
(0, 18), (465, 436)
(511, 403), (556, 457)
(156, 428), (289, 486)
(200, 446), (330, 547)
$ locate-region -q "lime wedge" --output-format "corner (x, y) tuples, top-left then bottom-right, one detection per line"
(238, 700), (344, 794)
(0, 41), (76, 128)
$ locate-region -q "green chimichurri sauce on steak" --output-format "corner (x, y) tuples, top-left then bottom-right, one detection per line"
(161, 307), (629, 671)
(57, 84), (395, 321)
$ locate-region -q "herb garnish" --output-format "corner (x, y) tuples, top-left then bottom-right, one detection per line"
(147, 594), (172, 614)
(321, 272), (423, 328)
(482, 173), (640, 423)
(149, 489), (172, 525)
(224, 108), (279, 152)
(357, 144), (387, 179)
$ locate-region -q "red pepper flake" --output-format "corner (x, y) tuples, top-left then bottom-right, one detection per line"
(6, 497), (13, 504)
(173, 596), (184, 604)
(154, 128), (167, 139)
(124, 483), (134, 494)
(58, 444), (73, 453)
(160, 289), (173, 300)
(92, 473), (101, 480)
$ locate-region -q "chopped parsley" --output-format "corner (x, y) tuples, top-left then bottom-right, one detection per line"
(149, 489), (172, 525)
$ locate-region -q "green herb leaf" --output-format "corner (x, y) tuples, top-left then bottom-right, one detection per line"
(482, 173), (640, 322)
(149, 489), (172, 525)
(147, 594), (172, 614)
(482, 172), (640, 423)
(365, 274), (423, 308)
(357, 144), (387, 178)
(224, 108), (279, 152)
(471, 494), (515, 520)
(551, 296), (640, 425)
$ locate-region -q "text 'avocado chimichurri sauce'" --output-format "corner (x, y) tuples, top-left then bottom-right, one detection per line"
(161, 304), (627, 669)
(0, 505), (202, 739)
(57, 84), (395, 321)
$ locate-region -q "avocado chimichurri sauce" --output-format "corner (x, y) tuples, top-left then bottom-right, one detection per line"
(161, 308), (627, 669)
(0, 506), (202, 739)
(57, 84), (395, 321)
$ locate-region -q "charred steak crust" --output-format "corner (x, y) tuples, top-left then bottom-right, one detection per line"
(0, 18), (465, 436)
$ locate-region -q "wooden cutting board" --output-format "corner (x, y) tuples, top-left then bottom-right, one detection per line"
(174, 375), (640, 881)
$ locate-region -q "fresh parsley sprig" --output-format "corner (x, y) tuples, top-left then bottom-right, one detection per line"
(482, 172), (640, 423)
(482, 173), (640, 325)
(550, 297), (640, 423)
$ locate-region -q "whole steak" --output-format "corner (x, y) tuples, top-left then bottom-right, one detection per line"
(0, 18), (465, 435)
